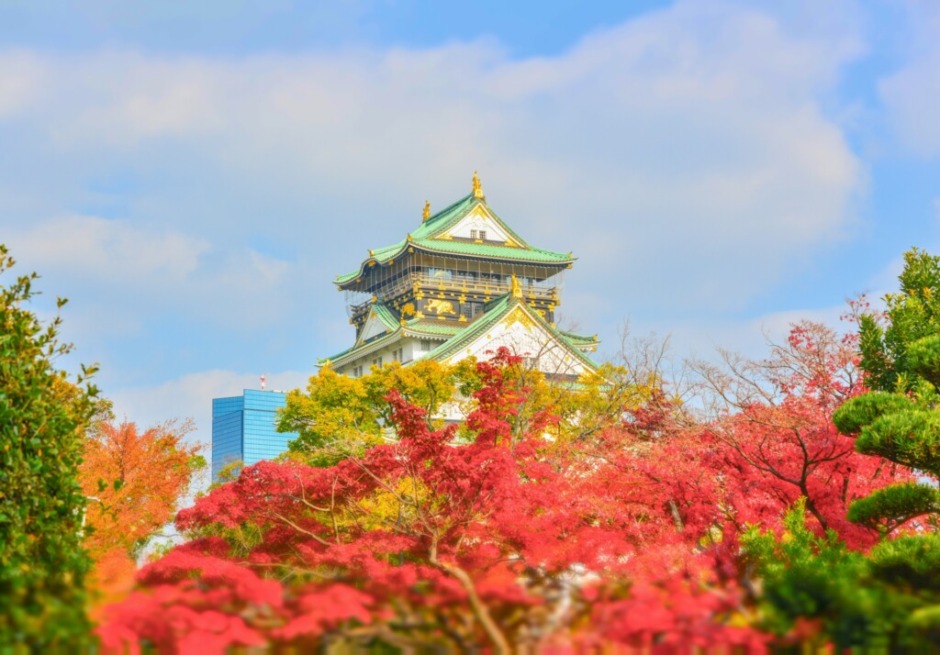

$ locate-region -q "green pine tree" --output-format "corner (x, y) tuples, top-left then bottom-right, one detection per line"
(834, 248), (940, 532)
(829, 247), (940, 644)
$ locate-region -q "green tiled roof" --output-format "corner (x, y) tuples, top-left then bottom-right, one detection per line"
(372, 303), (399, 331)
(416, 240), (572, 261)
(320, 294), (598, 374)
(320, 310), (462, 366)
(421, 296), (512, 361)
(402, 321), (465, 337)
(424, 295), (599, 373)
(559, 330), (599, 347)
(335, 194), (574, 287)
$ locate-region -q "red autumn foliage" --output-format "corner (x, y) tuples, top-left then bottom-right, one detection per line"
(683, 322), (913, 556)
(99, 327), (912, 652)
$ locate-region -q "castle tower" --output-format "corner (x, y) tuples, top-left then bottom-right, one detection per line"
(324, 174), (598, 379)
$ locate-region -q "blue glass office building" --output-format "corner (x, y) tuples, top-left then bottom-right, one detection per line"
(212, 389), (298, 480)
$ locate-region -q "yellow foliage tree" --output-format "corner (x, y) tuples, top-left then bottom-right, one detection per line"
(279, 359), (474, 466)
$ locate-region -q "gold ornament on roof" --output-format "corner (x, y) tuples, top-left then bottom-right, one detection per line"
(510, 274), (523, 299)
(422, 200), (431, 221)
(472, 171), (484, 199)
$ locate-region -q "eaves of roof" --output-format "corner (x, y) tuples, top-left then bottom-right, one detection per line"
(559, 330), (600, 347)
(321, 319), (458, 369)
(334, 194), (574, 287)
(320, 297), (598, 374)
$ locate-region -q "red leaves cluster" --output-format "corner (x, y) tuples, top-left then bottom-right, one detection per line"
(685, 322), (912, 552)
(99, 329), (913, 652)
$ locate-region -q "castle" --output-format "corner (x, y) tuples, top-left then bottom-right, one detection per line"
(212, 174), (599, 479)
(323, 173), (598, 378)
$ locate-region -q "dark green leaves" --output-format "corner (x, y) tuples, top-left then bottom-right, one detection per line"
(848, 483), (940, 531)
(0, 244), (96, 649)
(833, 392), (913, 435)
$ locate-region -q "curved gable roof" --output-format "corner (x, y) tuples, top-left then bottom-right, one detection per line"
(335, 194), (574, 288)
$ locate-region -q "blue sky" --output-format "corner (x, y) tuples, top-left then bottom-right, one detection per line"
(2, 0), (939, 445)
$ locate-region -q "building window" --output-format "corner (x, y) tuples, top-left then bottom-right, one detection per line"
(372, 356), (383, 368)
(420, 340), (432, 352)
(470, 229), (478, 239)
(460, 301), (483, 320)
(479, 230), (487, 241)
(392, 348), (403, 362)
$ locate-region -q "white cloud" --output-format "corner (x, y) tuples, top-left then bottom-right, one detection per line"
(877, 3), (940, 157)
(5, 214), (294, 337)
(0, 51), (45, 118)
(9, 214), (208, 281)
(106, 368), (310, 448)
(880, 61), (940, 157)
(0, 0), (870, 392)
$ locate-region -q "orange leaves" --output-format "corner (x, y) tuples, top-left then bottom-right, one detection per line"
(80, 419), (205, 619)
(80, 419), (203, 562)
(88, 548), (137, 622)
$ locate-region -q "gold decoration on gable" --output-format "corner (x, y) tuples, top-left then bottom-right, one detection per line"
(472, 170), (484, 199)
(505, 305), (537, 330)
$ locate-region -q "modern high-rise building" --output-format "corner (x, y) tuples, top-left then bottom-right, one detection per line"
(211, 389), (298, 480)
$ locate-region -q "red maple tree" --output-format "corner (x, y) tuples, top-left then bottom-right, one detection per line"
(100, 327), (911, 652)
(685, 322), (912, 555)
(100, 350), (764, 653)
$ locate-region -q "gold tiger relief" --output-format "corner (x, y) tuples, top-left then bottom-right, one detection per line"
(425, 299), (456, 315)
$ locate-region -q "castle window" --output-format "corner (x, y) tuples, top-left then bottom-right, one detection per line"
(460, 302), (483, 319)
(470, 229), (478, 239)
(420, 340), (432, 352)
(479, 230), (487, 241)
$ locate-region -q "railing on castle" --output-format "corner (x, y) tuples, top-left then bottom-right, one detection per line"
(348, 272), (558, 319)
